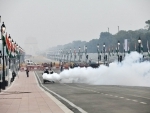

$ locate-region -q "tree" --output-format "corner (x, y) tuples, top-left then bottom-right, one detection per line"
(145, 20), (150, 30)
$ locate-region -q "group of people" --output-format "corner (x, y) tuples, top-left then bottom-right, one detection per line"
(44, 67), (54, 74)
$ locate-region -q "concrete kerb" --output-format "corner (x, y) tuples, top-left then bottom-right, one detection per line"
(34, 71), (88, 113)
(34, 71), (74, 113)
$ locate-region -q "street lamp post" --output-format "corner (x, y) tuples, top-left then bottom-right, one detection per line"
(1, 22), (6, 89)
(138, 37), (141, 53)
(74, 48), (76, 62)
(118, 41), (120, 62)
(70, 48), (72, 64)
(103, 43), (105, 65)
(97, 44), (100, 65)
(85, 46), (87, 63)
(78, 47), (80, 62)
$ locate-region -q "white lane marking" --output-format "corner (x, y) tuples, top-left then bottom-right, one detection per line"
(35, 72), (87, 113)
(120, 97), (124, 99)
(126, 98), (130, 100)
(132, 100), (138, 102)
(140, 102), (147, 104)
(125, 94), (150, 100)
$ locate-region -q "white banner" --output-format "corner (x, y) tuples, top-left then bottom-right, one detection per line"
(124, 39), (128, 51)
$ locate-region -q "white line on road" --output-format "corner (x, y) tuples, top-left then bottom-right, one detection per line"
(120, 97), (124, 99)
(125, 94), (150, 100)
(140, 102), (147, 104)
(35, 72), (88, 113)
(126, 98), (130, 100)
(132, 100), (138, 102)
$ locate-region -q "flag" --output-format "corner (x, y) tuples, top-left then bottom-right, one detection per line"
(5, 33), (10, 55)
(112, 48), (114, 56)
(141, 42), (144, 53)
(135, 43), (137, 51)
(108, 48), (111, 56)
(2, 34), (6, 46)
(147, 40), (150, 57)
(128, 44), (130, 54)
(116, 47), (118, 55)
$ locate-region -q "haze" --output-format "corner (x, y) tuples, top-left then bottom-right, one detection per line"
(0, 0), (150, 54)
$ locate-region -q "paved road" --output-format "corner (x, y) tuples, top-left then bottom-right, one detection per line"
(31, 56), (150, 113)
(35, 70), (150, 113)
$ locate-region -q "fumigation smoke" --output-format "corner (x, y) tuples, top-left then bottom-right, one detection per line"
(43, 52), (150, 87)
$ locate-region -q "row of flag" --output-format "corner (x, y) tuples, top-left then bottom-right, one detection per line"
(1, 33), (25, 58)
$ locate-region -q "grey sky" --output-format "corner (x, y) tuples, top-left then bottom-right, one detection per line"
(0, 0), (150, 54)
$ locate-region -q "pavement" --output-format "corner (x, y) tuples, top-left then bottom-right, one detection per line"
(0, 71), (73, 113)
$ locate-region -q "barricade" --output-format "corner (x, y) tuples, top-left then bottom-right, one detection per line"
(21, 65), (44, 71)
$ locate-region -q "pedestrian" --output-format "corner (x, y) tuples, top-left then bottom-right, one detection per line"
(60, 65), (63, 72)
(44, 67), (49, 74)
(25, 67), (29, 77)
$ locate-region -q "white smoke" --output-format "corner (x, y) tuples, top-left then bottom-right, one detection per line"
(43, 52), (150, 87)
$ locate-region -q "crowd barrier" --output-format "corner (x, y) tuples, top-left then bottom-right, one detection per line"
(20, 66), (45, 71)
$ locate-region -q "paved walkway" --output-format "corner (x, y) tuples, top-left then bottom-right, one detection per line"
(0, 71), (73, 113)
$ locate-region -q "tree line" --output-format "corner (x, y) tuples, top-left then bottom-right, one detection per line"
(49, 20), (150, 53)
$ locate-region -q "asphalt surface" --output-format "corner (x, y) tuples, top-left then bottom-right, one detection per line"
(35, 70), (150, 113)
(31, 56), (150, 113)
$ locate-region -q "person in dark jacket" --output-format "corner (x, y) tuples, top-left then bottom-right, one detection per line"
(25, 67), (29, 77)
(44, 67), (49, 74)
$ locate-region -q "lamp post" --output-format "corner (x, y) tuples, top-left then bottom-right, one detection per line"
(118, 41), (120, 54)
(117, 41), (120, 62)
(74, 48), (76, 62)
(85, 46), (87, 63)
(97, 44), (100, 65)
(103, 43), (105, 65)
(138, 37), (141, 53)
(70, 48), (72, 64)
(1, 22), (6, 89)
(78, 47), (80, 62)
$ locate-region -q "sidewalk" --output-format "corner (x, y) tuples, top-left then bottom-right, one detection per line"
(0, 71), (73, 113)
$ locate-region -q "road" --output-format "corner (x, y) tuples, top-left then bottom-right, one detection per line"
(31, 56), (150, 113)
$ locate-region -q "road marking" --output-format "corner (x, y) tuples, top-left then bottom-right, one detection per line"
(115, 96), (118, 98)
(140, 102), (147, 104)
(101, 93), (104, 94)
(125, 94), (150, 100)
(132, 100), (138, 102)
(105, 94), (108, 95)
(126, 98), (130, 100)
(34, 72), (88, 113)
(120, 97), (124, 99)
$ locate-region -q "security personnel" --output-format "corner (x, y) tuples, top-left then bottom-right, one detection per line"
(44, 67), (49, 74)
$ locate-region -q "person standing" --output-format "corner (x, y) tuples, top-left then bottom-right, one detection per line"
(25, 67), (29, 77)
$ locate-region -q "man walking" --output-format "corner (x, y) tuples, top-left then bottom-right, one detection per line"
(25, 67), (29, 77)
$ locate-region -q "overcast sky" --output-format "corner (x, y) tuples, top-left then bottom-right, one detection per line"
(0, 0), (150, 54)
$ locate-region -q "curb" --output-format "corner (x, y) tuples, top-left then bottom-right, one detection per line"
(34, 71), (74, 113)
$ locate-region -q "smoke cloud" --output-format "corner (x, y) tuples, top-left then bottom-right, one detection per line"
(43, 52), (150, 87)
